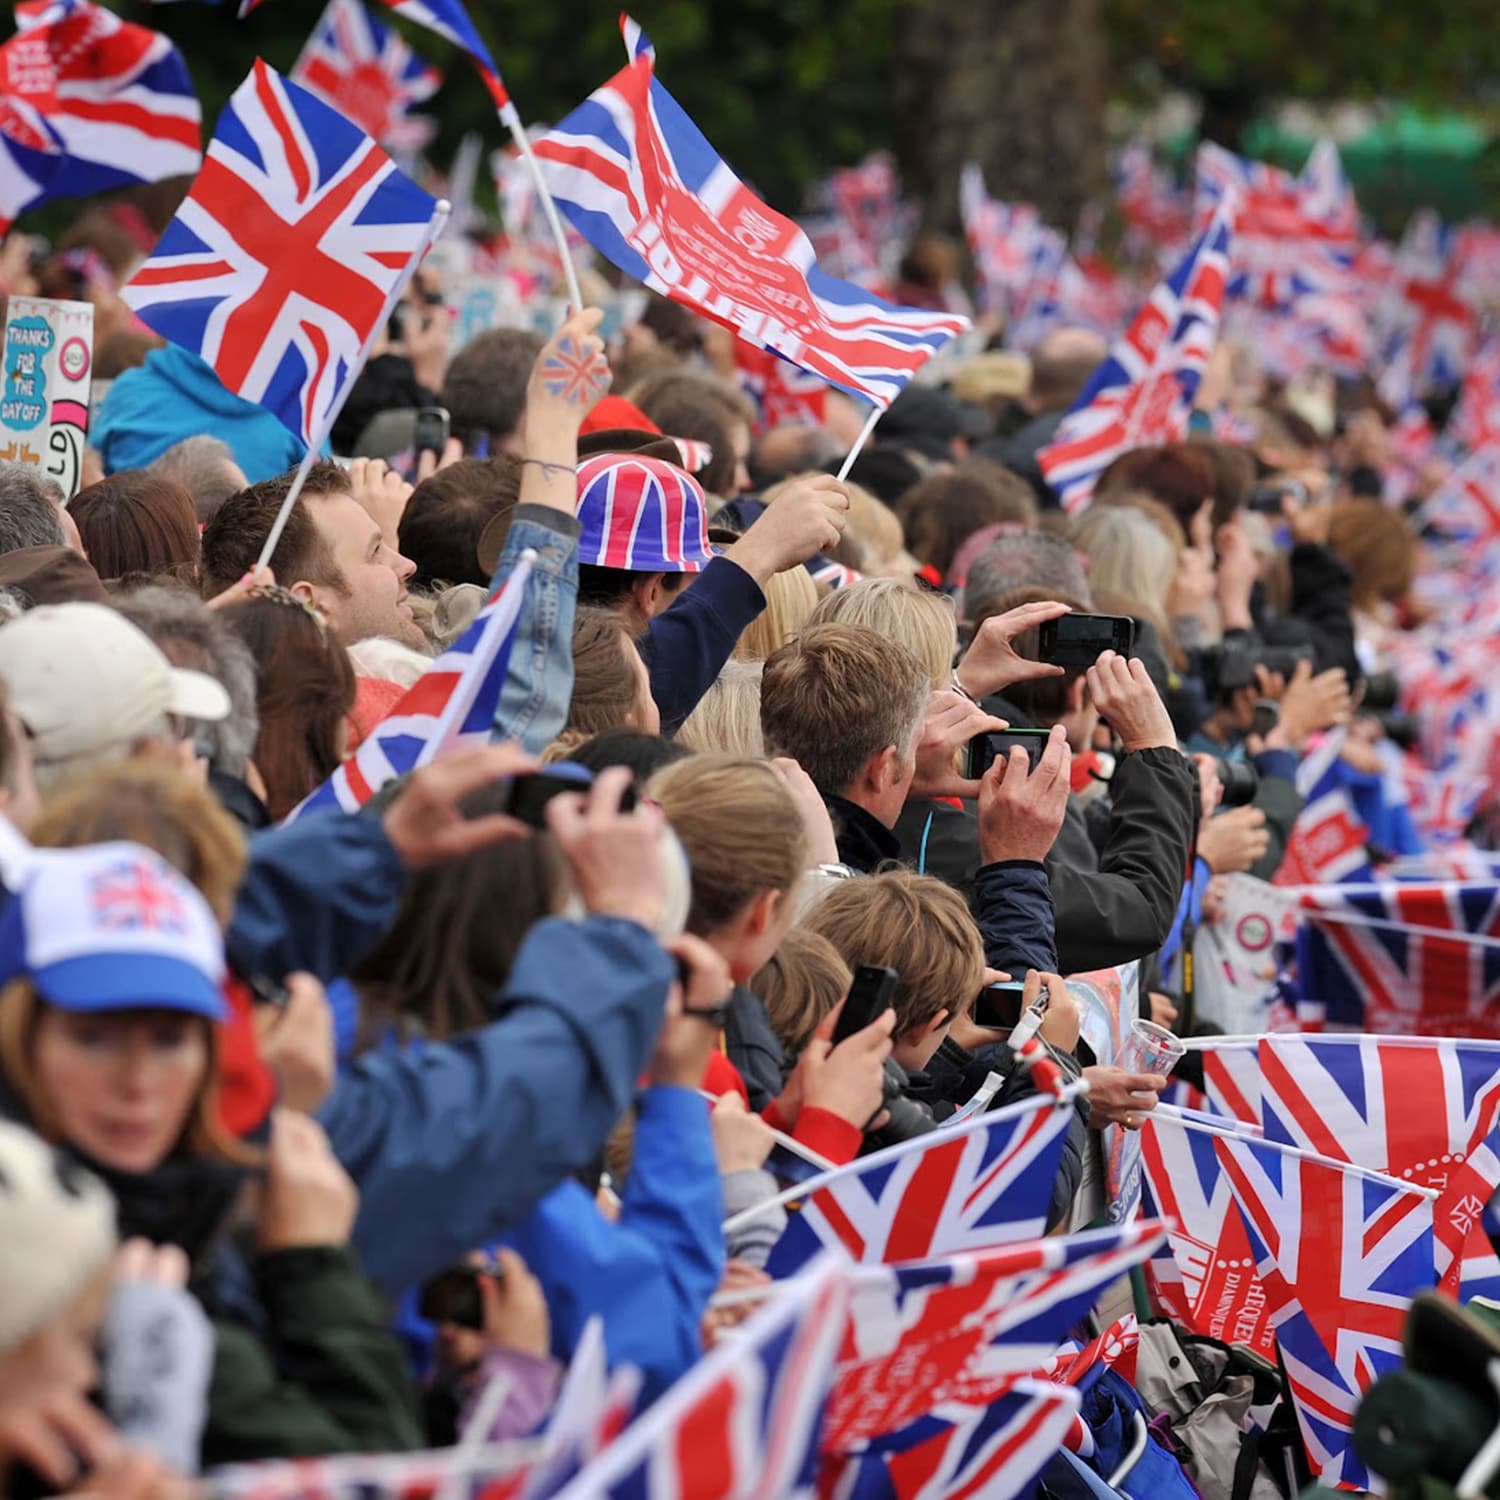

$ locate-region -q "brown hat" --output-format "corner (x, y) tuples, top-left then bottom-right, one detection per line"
(0, 547), (107, 608)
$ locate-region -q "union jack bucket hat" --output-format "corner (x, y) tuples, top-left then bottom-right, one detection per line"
(576, 453), (716, 574)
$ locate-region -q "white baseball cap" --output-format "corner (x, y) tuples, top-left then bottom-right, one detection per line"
(0, 603), (230, 766)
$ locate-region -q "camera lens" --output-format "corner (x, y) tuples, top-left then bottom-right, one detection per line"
(1219, 761), (1260, 808)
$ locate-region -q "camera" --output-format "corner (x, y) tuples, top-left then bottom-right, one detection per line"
(1361, 671), (1401, 713)
(1201, 641), (1315, 702)
(1219, 761), (1260, 808)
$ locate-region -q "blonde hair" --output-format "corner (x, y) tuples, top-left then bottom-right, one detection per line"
(755, 926), (852, 1059)
(345, 635), (430, 687)
(809, 577), (957, 690)
(677, 660), (765, 757)
(646, 754), (807, 935)
(845, 481), (906, 572)
(28, 761), (247, 924)
(800, 869), (983, 1037)
(734, 565), (818, 663)
(1070, 506), (1177, 627)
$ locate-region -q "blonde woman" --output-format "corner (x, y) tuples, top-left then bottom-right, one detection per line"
(676, 660), (766, 757)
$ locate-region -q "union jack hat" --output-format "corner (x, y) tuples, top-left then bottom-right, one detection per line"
(0, 843), (226, 1021)
(576, 453), (716, 574)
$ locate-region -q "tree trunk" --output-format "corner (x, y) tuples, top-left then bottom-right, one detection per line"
(892, 0), (1108, 235)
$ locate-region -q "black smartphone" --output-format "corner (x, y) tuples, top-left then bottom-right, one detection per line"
(413, 404), (450, 462)
(972, 981), (1028, 1029)
(418, 1261), (505, 1329)
(1247, 479), (1307, 515)
(501, 769), (637, 828)
(1037, 612), (1135, 667)
(966, 726), (1052, 779)
(832, 963), (899, 1046)
(1249, 698), (1280, 738)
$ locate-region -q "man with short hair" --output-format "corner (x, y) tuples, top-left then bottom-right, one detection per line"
(399, 456), (521, 591)
(0, 465), (67, 556)
(441, 329), (544, 456)
(962, 531), (1092, 625)
(200, 461), (423, 650)
(148, 435), (249, 526)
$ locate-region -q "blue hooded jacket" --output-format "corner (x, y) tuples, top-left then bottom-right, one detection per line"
(92, 345), (314, 481)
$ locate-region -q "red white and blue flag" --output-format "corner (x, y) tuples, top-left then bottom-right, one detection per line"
(1381, 210), (1478, 399)
(1273, 730), (1375, 890)
(291, 0), (442, 152)
(1213, 1128), (1436, 1491)
(1421, 442), (1500, 544)
(764, 1089), (1080, 1278)
(958, 164), (1046, 323)
(122, 60), (439, 448)
(1, 0), (200, 203)
(1037, 201), (1233, 513)
(287, 553), (533, 821)
(550, 1256), (850, 1500)
(532, 20), (968, 410)
(0, 96), (63, 231)
(734, 342), (828, 433)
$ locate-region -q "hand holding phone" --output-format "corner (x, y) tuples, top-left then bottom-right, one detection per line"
(966, 727), (1052, 780)
(1037, 613), (1135, 668)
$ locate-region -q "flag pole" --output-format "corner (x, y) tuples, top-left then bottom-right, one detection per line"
(835, 402), (883, 482)
(498, 101), (584, 314)
(255, 196), (453, 572)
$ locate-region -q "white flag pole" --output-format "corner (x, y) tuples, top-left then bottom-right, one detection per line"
(836, 402), (883, 482)
(499, 102), (584, 314)
(255, 196), (452, 572)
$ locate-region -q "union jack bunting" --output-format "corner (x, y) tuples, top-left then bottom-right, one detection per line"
(827, 1378), (1081, 1500)
(1037, 201), (1232, 513)
(764, 1089), (1079, 1279)
(824, 1223), (1168, 1454)
(287, 553), (532, 821)
(290, 0), (442, 152)
(2, 0), (200, 202)
(532, 22), (968, 410)
(122, 60), (439, 448)
(1253, 1033), (1500, 1301)
(1293, 878), (1500, 1034)
(1213, 1127), (1436, 1490)
(243, 0), (510, 112)
(550, 1255), (850, 1500)
(1138, 1107), (1278, 1358)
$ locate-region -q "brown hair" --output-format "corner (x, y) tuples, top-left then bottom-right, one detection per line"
(760, 623), (929, 797)
(199, 462), (352, 598)
(755, 926), (852, 1059)
(1096, 443), (1216, 539)
(566, 607), (648, 740)
(28, 762), (247, 924)
(1327, 499), (1415, 612)
(220, 591), (356, 819)
(400, 456), (522, 590)
(800, 869), (984, 1038)
(897, 463), (1036, 582)
(628, 370), (754, 497)
(68, 471), (200, 584)
(646, 754), (807, 935)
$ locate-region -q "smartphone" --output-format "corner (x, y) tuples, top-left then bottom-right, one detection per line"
(1247, 479), (1307, 515)
(972, 981), (1028, 1030)
(1249, 698), (1280, 739)
(1037, 613), (1135, 667)
(966, 726), (1052, 779)
(500, 769), (636, 829)
(832, 964), (899, 1046)
(418, 1261), (505, 1329)
(413, 404), (450, 463)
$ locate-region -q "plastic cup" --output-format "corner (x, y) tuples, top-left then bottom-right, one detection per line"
(1120, 1018), (1187, 1078)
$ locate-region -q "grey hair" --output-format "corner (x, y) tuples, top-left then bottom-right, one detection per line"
(960, 531), (1093, 622)
(0, 464), (67, 555)
(148, 435), (247, 525)
(109, 586), (259, 774)
(0, 588), (26, 625)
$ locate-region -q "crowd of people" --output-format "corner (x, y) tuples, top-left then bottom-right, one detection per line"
(0, 189), (1443, 1497)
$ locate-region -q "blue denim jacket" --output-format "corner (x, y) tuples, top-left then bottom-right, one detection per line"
(488, 504), (581, 754)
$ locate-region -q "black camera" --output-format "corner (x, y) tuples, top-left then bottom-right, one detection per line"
(1202, 641), (1316, 702)
(1220, 761), (1260, 808)
(1361, 671), (1401, 713)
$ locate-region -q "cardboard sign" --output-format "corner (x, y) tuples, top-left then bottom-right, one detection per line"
(0, 296), (93, 497)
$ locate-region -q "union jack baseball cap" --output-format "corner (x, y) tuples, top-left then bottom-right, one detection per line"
(0, 842), (226, 1021)
(576, 453), (716, 574)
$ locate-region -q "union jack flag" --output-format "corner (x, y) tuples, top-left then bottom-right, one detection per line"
(1253, 1033), (1500, 1302)
(242, 0), (510, 112)
(957, 165), (1045, 323)
(1213, 1128), (1436, 1490)
(1449, 338), (1500, 452)
(291, 0), (442, 152)
(1037, 201), (1232, 513)
(90, 858), (189, 934)
(1293, 878), (1500, 1035)
(1112, 142), (1191, 258)
(1138, 1107), (1278, 1358)
(764, 1089), (1079, 1279)
(1, 0), (200, 203)
(287, 553), (532, 821)
(1034, 1314), (1139, 1459)
(122, 60), (439, 448)
(827, 1377), (1081, 1500)
(532, 22), (968, 410)
(1420, 442), (1500, 543)
(1273, 731), (1375, 890)
(734, 342), (828, 434)
(550, 1255), (850, 1500)
(1381, 210), (1478, 399)
(0, 95), (62, 231)
(825, 1223), (1168, 1455)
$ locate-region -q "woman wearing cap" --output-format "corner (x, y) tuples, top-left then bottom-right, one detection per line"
(0, 840), (427, 1468)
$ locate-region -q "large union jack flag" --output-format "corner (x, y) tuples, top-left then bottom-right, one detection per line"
(0, 96), (63, 231)
(286, 553), (532, 822)
(1037, 200), (1232, 513)
(531, 20), (968, 410)
(1213, 1128), (1436, 1491)
(1, 0), (200, 204)
(291, 0), (441, 152)
(764, 1090), (1079, 1279)
(122, 60), (439, 448)
(550, 1256), (850, 1500)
